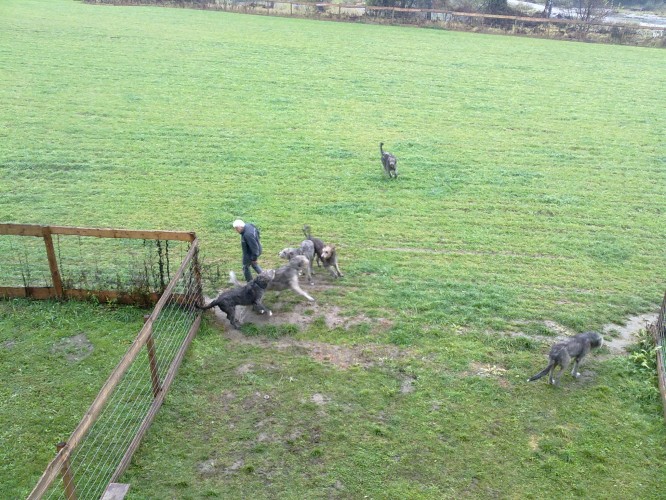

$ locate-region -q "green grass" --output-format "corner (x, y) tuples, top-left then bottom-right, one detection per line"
(0, 299), (145, 497)
(1, 0), (665, 498)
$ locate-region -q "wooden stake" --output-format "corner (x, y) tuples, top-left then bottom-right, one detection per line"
(56, 442), (77, 500)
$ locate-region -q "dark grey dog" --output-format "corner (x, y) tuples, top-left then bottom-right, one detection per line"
(278, 240), (315, 284)
(198, 270), (275, 329)
(231, 255), (315, 302)
(527, 331), (604, 386)
(380, 142), (398, 179)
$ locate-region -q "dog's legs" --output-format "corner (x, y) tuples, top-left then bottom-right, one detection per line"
(305, 260), (314, 285)
(548, 365), (556, 385)
(223, 305), (241, 329)
(254, 300), (272, 316)
(553, 356), (571, 385)
(291, 279), (315, 302)
(570, 359), (581, 378)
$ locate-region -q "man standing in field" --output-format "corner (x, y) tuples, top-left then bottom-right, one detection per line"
(233, 219), (264, 282)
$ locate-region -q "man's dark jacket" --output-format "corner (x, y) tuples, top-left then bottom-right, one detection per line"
(240, 223), (262, 264)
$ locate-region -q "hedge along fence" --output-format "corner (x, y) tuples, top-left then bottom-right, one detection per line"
(0, 224), (203, 499)
(0, 223), (197, 306)
(653, 290), (666, 423)
(84, 0), (666, 47)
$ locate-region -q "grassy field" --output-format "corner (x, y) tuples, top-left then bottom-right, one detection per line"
(1, 0), (666, 498)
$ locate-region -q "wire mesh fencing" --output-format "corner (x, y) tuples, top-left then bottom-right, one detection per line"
(27, 237), (202, 500)
(0, 224), (195, 305)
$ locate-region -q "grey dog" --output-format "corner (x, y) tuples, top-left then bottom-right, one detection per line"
(303, 225), (325, 267)
(527, 331), (604, 386)
(198, 270), (275, 329)
(380, 142), (398, 179)
(278, 240), (315, 285)
(231, 255), (315, 302)
(302, 225), (343, 278)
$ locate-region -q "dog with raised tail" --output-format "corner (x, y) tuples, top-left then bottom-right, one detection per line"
(198, 270), (275, 329)
(527, 331), (603, 386)
(380, 142), (398, 179)
(302, 225), (343, 278)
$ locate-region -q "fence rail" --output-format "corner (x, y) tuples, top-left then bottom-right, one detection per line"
(85, 0), (666, 46)
(0, 223), (196, 305)
(25, 234), (203, 499)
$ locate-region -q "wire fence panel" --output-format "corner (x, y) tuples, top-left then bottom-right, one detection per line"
(0, 234), (52, 287)
(27, 238), (202, 500)
(0, 224), (195, 304)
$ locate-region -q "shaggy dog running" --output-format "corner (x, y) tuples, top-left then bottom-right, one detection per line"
(278, 240), (315, 284)
(231, 255), (315, 302)
(527, 331), (604, 386)
(302, 225), (343, 278)
(198, 270), (275, 329)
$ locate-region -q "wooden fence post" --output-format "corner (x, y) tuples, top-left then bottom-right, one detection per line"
(42, 227), (64, 299)
(56, 442), (77, 500)
(143, 315), (161, 397)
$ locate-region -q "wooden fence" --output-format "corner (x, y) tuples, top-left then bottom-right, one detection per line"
(0, 223), (196, 306)
(85, 0), (666, 46)
(0, 223), (202, 498)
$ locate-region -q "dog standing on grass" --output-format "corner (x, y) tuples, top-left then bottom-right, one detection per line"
(302, 225), (343, 278)
(380, 142), (398, 179)
(198, 270), (275, 329)
(527, 331), (604, 386)
(278, 240), (315, 284)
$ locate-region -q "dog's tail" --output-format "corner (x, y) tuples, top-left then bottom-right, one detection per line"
(198, 300), (215, 311)
(229, 271), (243, 287)
(303, 224), (312, 240)
(527, 363), (553, 382)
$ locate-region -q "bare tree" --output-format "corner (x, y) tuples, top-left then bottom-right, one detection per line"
(561, 0), (616, 22)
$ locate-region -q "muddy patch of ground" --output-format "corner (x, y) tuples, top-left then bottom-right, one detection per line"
(399, 375), (417, 394)
(464, 362), (509, 387)
(1, 340), (17, 350)
(203, 297), (404, 370)
(602, 313), (658, 353)
(51, 333), (94, 362)
(502, 312), (660, 354)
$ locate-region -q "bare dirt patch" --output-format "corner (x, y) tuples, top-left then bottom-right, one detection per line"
(203, 295), (403, 370)
(603, 313), (658, 353)
(1, 340), (17, 350)
(503, 312), (660, 355)
(399, 375), (417, 394)
(311, 393), (330, 405)
(50, 333), (94, 362)
(464, 362), (509, 387)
